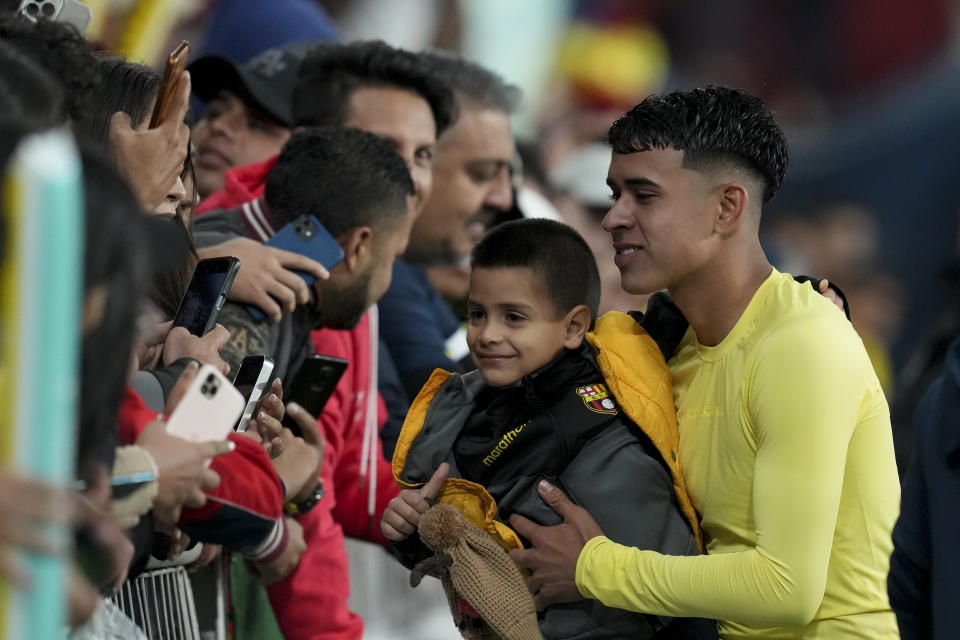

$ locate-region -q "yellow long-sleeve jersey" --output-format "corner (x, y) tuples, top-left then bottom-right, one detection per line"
(576, 269), (901, 638)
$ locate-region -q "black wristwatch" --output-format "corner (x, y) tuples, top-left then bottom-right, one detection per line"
(285, 480), (324, 516)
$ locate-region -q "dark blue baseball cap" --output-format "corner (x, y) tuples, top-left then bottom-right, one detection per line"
(189, 42), (318, 127)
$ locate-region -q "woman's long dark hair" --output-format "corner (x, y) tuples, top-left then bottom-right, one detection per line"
(79, 150), (150, 478)
(74, 55), (198, 319)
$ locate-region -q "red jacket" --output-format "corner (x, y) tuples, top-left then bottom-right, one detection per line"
(116, 387), (288, 559)
(197, 159), (400, 640)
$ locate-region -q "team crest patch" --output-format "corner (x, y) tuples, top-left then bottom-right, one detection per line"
(576, 383), (618, 415)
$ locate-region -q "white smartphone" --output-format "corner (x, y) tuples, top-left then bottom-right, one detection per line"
(232, 355), (274, 432)
(165, 364), (244, 443)
(18, 0), (93, 33)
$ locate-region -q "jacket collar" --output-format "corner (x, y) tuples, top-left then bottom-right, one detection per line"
(239, 195), (279, 242)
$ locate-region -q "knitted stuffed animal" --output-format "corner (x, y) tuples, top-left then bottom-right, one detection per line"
(410, 502), (543, 640)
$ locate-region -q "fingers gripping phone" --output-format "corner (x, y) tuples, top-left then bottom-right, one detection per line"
(150, 41), (190, 128)
(247, 215), (344, 323)
(281, 355), (348, 436)
(172, 257), (241, 336)
(232, 355), (275, 432)
(165, 364), (244, 443)
(18, 0), (92, 33)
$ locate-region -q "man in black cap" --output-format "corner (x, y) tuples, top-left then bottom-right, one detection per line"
(189, 44), (307, 199)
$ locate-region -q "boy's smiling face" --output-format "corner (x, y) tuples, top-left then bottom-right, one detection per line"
(467, 267), (588, 388)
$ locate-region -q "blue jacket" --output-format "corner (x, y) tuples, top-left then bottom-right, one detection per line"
(888, 334), (960, 639)
(378, 259), (462, 396)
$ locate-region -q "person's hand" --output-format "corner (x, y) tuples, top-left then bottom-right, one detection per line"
(135, 320), (173, 372)
(269, 407), (323, 503)
(249, 517), (305, 584)
(0, 469), (73, 585)
(108, 71), (191, 210)
(161, 325), (231, 377)
(286, 403), (326, 503)
(380, 463), (449, 542)
(816, 279), (846, 313)
(245, 379), (285, 456)
(135, 419), (234, 527)
(74, 467), (135, 594)
(197, 238), (330, 323)
(507, 480), (603, 610)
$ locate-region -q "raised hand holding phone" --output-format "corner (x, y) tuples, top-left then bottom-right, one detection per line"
(247, 216), (344, 323)
(139, 363), (236, 525)
(108, 43), (191, 210)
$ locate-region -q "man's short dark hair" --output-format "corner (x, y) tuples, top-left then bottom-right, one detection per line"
(608, 85), (788, 204)
(471, 218), (601, 322)
(292, 40), (455, 135)
(418, 49), (521, 115)
(0, 14), (99, 122)
(265, 126), (414, 238)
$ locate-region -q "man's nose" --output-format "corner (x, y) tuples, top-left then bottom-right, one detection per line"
(483, 169), (513, 212)
(601, 200), (631, 233)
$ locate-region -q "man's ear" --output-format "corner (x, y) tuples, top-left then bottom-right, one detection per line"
(562, 304), (591, 349)
(339, 226), (375, 274)
(714, 182), (750, 236)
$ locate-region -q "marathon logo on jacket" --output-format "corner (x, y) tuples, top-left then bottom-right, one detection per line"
(482, 422), (528, 467)
(576, 383), (618, 415)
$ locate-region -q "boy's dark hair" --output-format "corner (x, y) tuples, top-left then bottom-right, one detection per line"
(418, 49), (521, 115)
(471, 218), (601, 323)
(0, 39), (66, 126)
(0, 14), (99, 122)
(292, 40), (455, 135)
(265, 126), (414, 237)
(608, 85), (788, 204)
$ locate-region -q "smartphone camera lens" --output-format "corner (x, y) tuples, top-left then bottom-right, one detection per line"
(41, 1), (55, 16)
(25, 2), (39, 15)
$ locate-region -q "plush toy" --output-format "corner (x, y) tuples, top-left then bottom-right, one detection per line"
(410, 502), (543, 640)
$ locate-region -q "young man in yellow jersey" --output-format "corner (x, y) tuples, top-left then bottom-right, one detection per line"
(509, 86), (901, 638)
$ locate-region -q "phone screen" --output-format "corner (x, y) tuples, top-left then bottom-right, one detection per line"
(233, 357), (265, 403)
(172, 258), (238, 336)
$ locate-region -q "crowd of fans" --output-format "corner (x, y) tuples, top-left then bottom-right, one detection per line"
(0, 5), (955, 640)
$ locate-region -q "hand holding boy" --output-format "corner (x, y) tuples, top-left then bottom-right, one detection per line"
(509, 479), (604, 610)
(380, 463), (449, 542)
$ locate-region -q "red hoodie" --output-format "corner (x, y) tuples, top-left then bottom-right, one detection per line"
(197, 159), (399, 640)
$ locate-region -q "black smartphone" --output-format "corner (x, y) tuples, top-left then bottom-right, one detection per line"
(233, 355), (275, 431)
(172, 257), (241, 336)
(282, 354), (348, 435)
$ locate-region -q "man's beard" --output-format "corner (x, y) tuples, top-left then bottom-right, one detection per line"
(314, 266), (373, 331)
